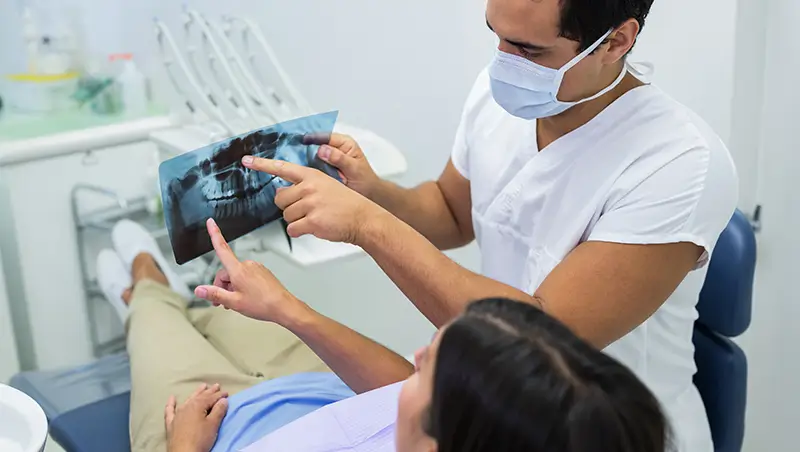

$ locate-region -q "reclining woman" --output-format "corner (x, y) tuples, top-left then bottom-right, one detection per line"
(98, 219), (670, 452)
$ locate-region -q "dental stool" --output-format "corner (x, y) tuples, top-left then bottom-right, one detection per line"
(693, 209), (757, 452)
(10, 353), (131, 452)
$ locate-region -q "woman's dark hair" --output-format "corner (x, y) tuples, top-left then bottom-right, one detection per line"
(424, 298), (669, 452)
(559, 0), (656, 51)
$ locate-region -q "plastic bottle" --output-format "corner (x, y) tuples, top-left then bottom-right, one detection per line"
(22, 7), (39, 73)
(112, 53), (148, 116)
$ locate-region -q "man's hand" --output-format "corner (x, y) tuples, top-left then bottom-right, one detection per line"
(303, 133), (380, 198)
(242, 156), (387, 244)
(165, 383), (228, 452)
(194, 219), (310, 325)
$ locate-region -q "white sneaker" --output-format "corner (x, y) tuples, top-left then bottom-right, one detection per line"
(96, 249), (132, 324)
(111, 219), (193, 300)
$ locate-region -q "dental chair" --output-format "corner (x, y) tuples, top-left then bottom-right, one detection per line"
(693, 209), (757, 452)
(8, 210), (757, 452)
(10, 353), (131, 452)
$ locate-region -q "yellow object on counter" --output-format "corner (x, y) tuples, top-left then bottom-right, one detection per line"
(1, 72), (80, 115)
(5, 72), (80, 83)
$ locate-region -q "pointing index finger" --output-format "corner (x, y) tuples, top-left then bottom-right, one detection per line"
(207, 218), (240, 271)
(242, 156), (307, 184)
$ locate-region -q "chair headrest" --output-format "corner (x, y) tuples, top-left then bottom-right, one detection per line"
(697, 210), (757, 337)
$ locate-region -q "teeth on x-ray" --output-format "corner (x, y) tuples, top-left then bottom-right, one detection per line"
(159, 111), (342, 265)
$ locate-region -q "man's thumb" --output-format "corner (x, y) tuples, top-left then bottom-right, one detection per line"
(318, 145), (357, 174)
(208, 398), (228, 425)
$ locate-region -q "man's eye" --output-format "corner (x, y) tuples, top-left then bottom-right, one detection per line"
(518, 47), (543, 59)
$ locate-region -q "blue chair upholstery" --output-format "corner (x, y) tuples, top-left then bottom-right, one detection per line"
(693, 210), (757, 452)
(49, 393), (130, 452)
(10, 353), (132, 452)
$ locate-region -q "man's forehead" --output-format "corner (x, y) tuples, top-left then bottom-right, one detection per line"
(487, 0), (563, 41)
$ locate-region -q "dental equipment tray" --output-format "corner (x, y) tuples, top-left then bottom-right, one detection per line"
(71, 185), (210, 358)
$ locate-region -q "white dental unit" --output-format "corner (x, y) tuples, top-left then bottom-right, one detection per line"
(151, 11), (407, 266)
(0, 8), (406, 373)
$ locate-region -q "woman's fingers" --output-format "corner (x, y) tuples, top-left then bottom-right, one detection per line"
(164, 395), (177, 429)
(207, 219), (240, 272)
(213, 269), (231, 288)
(208, 398), (229, 425)
(191, 383), (208, 398)
(195, 285), (242, 308)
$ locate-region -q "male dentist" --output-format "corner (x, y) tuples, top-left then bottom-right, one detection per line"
(214, 0), (738, 450)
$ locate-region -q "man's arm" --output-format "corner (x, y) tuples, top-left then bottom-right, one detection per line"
(368, 161), (474, 250)
(357, 211), (702, 349)
(243, 156), (705, 350)
(315, 134), (473, 250)
(282, 305), (415, 395)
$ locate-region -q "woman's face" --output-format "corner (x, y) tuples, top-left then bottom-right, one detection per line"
(395, 331), (443, 452)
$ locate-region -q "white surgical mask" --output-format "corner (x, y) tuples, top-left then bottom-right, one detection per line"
(489, 29), (626, 119)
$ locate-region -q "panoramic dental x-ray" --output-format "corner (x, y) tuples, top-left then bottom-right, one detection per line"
(159, 111), (341, 264)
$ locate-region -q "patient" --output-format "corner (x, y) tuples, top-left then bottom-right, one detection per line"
(98, 219), (669, 452)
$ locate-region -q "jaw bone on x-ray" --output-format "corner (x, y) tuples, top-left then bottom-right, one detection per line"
(160, 111), (341, 265)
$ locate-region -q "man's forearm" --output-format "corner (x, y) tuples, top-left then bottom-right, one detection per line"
(282, 304), (414, 394)
(357, 211), (536, 327)
(369, 179), (469, 250)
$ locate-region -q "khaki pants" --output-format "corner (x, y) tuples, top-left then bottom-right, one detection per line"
(127, 280), (328, 452)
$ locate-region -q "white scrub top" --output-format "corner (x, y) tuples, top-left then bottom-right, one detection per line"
(451, 70), (738, 452)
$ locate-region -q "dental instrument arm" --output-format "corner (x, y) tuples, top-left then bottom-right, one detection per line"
(155, 18), (236, 135)
(195, 219), (413, 394)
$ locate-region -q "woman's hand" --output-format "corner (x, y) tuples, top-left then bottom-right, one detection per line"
(242, 156), (388, 245)
(194, 219), (310, 325)
(304, 133), (381, 199)
(165, 384), (228, 452)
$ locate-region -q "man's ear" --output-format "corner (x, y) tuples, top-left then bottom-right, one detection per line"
(604, 18), (640, 64)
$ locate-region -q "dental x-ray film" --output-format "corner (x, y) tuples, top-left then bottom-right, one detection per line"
(160, 111), (340, 264)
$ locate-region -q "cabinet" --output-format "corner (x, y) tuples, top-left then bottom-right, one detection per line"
(0, 142), (157, 369)
(0, 250), (19, 382)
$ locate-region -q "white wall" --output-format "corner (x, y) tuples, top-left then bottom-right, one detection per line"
(739, 0), (800, 450)
(633, 0), (737, 146)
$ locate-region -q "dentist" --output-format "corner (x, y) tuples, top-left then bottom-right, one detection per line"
(226, 0), (738, 451)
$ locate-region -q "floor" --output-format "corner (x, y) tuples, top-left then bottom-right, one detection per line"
(45, 436), (65, 452)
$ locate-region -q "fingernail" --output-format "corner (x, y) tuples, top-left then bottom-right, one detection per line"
(319, 145), (331, 160)
(196, 287), (208, 298)
(242, 155), (254, 165)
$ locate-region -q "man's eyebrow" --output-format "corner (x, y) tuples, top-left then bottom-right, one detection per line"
(486, 18), (549, 52)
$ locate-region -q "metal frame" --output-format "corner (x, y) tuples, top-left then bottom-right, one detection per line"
(70, 185), (212, 357)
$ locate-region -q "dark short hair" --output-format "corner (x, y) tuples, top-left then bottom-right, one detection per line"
(558, 0), (655, 51)
(425, 298), (669, 452)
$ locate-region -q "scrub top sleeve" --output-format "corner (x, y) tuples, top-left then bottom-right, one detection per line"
(587, 146), (739, 269)
(450, 69), (493, 180)
(450, 109), (471, 179)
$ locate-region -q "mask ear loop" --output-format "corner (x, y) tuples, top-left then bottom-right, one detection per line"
(551, 29), (617, 101)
